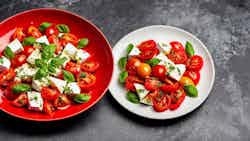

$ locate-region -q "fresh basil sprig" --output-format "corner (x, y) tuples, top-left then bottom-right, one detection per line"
(74, 94), (91, 103)
(56, 24), (70, 33)
(4, 47), (14, 59)
(39, 22), (52, 32)
(78, 38), (89, 48)
(63, 70), (75, 82)
(12, 83), (31, 94)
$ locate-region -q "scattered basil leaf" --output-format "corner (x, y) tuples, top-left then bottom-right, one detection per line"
(118, 57), (127, 70)
(48, 65), (56, 74)
(184, 85), (198, 97)
(78, 38), (89, 48)
(35, 59), (47, 68)
(63, 70), (75, 82)
(185, 41), (195, 57)
(119, 71), (128, 83)
(63, 86), (72, 94)
(23, 37), (36, 46)
(35, 66), (48, 80)
(4, 47), (14, 59)
(0, 58), (3, 64)
(74, 94), (91, 103)
(145, 58), (160, 66)
(50, 57), (67, 68)
(126, 91), (139, 104)
(12, 83), (31, 94)
(56, 24), (70, 33)
(39, 22), (52, 32)
(127, 44), (134, 54)
(80, 72), (86, 78)
(41, 44), (56, 59)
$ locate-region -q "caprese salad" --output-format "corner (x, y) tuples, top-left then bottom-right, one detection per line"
(118, 40), (203, 112)
(0, 22), (99, 115)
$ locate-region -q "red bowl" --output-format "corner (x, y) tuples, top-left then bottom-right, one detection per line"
(0, 8), (113, 121)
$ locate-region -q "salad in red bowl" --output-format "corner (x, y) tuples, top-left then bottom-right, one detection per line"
(118, 40), (203, 112)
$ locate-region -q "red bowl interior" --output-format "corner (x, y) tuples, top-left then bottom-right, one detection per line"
(0, 8), (113, 121)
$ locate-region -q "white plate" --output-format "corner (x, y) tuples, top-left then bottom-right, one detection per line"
(109, 25), (215, 120)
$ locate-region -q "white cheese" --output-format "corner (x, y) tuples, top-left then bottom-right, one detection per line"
(49, 77), (67, 93)
(27, 91), (43, 111)
(134, 83), (149, 100)
(75, 50), (90, 63)
(26, 49), (41, 65)
(32, 77), (50, 91)
(168, 64), (186, 81)
(7, 38), (23, 53)
(157, 42), (172, 54)
(128, 46), (141, 57)
(58, 33), (64, 37)
(62, 43), (78, 59)
(0, 56), (11, 71)
(59, 54), (71, 68)
(15, 63), (37, 80)
(36, 35), (49, 45)
(65, 82), (81, 94)
(140, 94), (153, 106)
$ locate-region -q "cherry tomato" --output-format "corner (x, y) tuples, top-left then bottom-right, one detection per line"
(11, 54), (27, 67)
(136, 63), (152, 78)
(153, 94), (171, 112)
(4, 82), (19, 100)
(186, 55), (203, 71)
(81, 61), (100, 72)
(23, 46), (35, 56)
(169, 88), (186, 110)
(77, 72), (96, 91)
(179, 76), (195, 86)
(41, 87), (60, 101)
(0, 69), (16, 85)
(65, 61), (81, 76)
(125, 75), (144, 92)
(60, 33), (78, 46)
(54, 95), (71, 110)
(45, 25), (59, 36)
(152, 65), (167, 78)
(43, 100), (55, 116)
(126, 57), (141, 75)
(137, 40), (157, 51)
(27, 25), (42, 38)
(160, 82), (179, 93)
(139, 48), (159, 60)
(167, 49), (187, 64)
(170, 41), (185, 52)
(48, 35), (63, 54)
(144, 78), (161, 91)
(12, 93), (28, 107)
(184, 70), (200, 85)
(12, 28), (26, 41)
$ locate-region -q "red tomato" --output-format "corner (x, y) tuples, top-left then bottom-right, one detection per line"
(126, 57), (141, 75)
(0, 69), (16, 85)
(153, 94), (171, 112)
(144, 78), (161, 91)
(125, 75), (144, 92)
(81, 61), (100, 72)
(136, 63), (152, 78)
(167, 49), (187, 64)
(45, 25), (59, 36)
(4, 82), (19, 100)
(186, 55), (203, 71)
(54, 95), (71, 110)
(77, 72), (96, 91)
(23, 46), (35, 56)
(41, 87), (60, 101)
(12, 93), (28, 107)
(60, 33), (78, 46)
(27, 25), (42, 38)
(11, 54), (27, 67)
(48, 35), (63, 54)
(139, 48), (159, 60)
(152, 65), (167, 78)
(43, 101), (55, 116)
(137, 40), (157, 51)
(12, 28), (26, 41)
(160, 83), (179, 93)
(170, 41), (185, 52)
(65, 61), (81, 76)
(169, 88), (186, 110)
(184, 70), (200, 85)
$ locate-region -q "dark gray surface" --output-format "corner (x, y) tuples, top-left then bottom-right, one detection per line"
(0, 0), (250, 141)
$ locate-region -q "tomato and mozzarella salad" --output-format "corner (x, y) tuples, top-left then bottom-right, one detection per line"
(0, 22), (100, 115)
(118, 40), (203, 112)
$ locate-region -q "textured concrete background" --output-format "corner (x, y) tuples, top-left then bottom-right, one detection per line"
(0, 0), (250, 141)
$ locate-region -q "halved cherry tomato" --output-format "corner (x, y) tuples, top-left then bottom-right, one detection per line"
(169, 88), (186, 110)
(153, 94), (171, 112)
(126, 57), (141, 75)
(54, 95), (71, 110)
(184, 70), (200, 85)
(179, 76), (195, 86)
(12, 93), (28, 107)
(152, 65), (167, 78)
(45, 25), (59, 36)
(81, 61), (100, 72)
(27, 25), (42, 38)
(12, 28), (26, 41)
(65, 61), (81, 76)
(167, 49), (187, 64)
(170, 41), (185, 52)
(11, 54), (27, 67)
(43, 100), (55, 116)
(60, 33), (78, 46)
(125, 75), (144, 92)
(78, 72), (96, 91)
(0, 69), (16, 85)
(48, 35), (63, 54)
(136, 63), (151, 78)
(144, 78), (161, 91)
(139, 48), (159, 60)
(23, 46), (35, 56)
(160, 82), (179, 93)
(137, 40), (157, 51)
(41, 87), (60, 101)
(186, 55), (203, 71)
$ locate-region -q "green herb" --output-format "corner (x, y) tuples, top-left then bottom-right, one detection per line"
(63, 70), (75, 82)
(168, 65), (175, 72)
(12, 83), (31, 94)
(34, 96), (38, 100)
(184, 85), (198, 97)
(50, 57), (67, 68)
(127, 44), (134, 54)
(4, 47), (14, 59)
(126, 91), (139, 104)
(48, 65), (56, 74)
(185, 41), (195, 57)
(0, 58), (3, 64)
(80, 72), (86, 78)
(78, 38), (89, 48)
(73, 94), (91, 103)
(23, 37), (36, 46)
(39, 22), (52, 32)
(35, 59), (47, 68)
(118, 57), (127, 70)
(145, 58), (160, 66)
(35, 67), (48, 80)
(177, 68), (181, 75)
(56, 24), (70, 33)
(119, 71), (128, 83)
(63, 86), (72, 94)
(137, 89), (145, 93)
(41, 44), (56, 59)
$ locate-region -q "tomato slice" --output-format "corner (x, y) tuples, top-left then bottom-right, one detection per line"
(4, 82), (19, 100)
(167, 49), (187, 64)
(169, 88), (186, 110)
(27, 25), (42, 38)
(0, 69), (16, 85)
(160, 82), (179, 93)
(11, 54), (27, 67)
(41, 87), (60, 101)
(126, 57), (141, 75)
(170, 41), (185, 52)
(125, 75), (144, 92)
(183, 70), (200, 85)
(153, 94), (171, 112)
(12, 93), (28, 107)
(12, 28), (26, 41)
(23, 46), (35, 56)
(77, 72), (96, 91)
(54, 95), (71, 110)
(186, 55), (203, 71)
(60, 33), (78, 46)
(65, 61), (81, 76)
(43, 100), (55, 116)
(144, 78), (161, 91)
(81, 61), (100, 72)
(139, 48), (159, 60)
(137, 40), (157, 51)
(152, 65), (167, 78)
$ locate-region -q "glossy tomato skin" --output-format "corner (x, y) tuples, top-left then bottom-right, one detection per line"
(60, 33), (78, 46)
(4, 82), (19, 100)
(169, 88), (186, 110)
(12, 27), (26, 41)
(152, 65), (167, 78)
(125, 75), (144, 92)
(179, 76), (195, 86)
(186, 55), (203, 71)
(12, 93), (28, 107)
(81, 61), (100, 72)
(139, 48), (159, 60)
(45, 25), (59, 36)
(0, 69), (16, 85)
(43, 101), (55, 116)
(167, 49), (187, 64)
(144, 78), (161, 91)
(11, 54), (27, 67)
(184, 70), (200, 85)
(54, 95), (71, 110)
(153, 94), (171, 112)
(41, 87), (60, 101)
(126, 57), (141, 75)
(27, 25), (42, 38)
(160, 82), (179, 93)
(65, 61), (81, 76)
(136, 63), (152, 78)
(137, 40), (157, 51)
(77, 72), (96, 91)
(170, 41), (185, 52)
(23, 46), (35, 56)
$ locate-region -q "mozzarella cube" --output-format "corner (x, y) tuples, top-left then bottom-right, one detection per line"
(128, 46), (140, 57)
(155, 52), (169, 62)
(157, 42), (172, 54)
(15, 63), (37, 80)
(140, 94), (154, 106)
(134, 83), (149, 100)
(0, 56), (11, 71)
(65, 82), (81, 94)
(7, 38), (23, 53)
(32, 77), (50, 91)
(49, 77), (67, 93)
(27, 49), (41, 65)
(36, 35), (49, 45)
(27, 91), (43, 111)
(75, 50), (90, 63)
(62, 43), (78, 59)
(168, 64), (186, 81)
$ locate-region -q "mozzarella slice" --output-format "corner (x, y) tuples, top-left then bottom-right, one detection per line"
(27, 91), (43, 111)
(157, 42), (172, 54)
(168, 64), (186, 81)
(49, 77), (67, 93)
(15, 63), (37, 80)
(75, 50), (90, 63)
(62, 43), (78, 59)
(134, 83), (149, 100)
(32, 77), (50, 91)
(7, 38), (23, 53)
(26, 49), (42, 65)
(128, 46), (141, 57)
(140, 94), (154, 106)
(65, 82), (81, 94)
(0, 56), (11, 71)
(36, 35), (49, 45)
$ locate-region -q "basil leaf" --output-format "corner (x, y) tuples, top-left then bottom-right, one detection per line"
(118, 57), (127, 70)
(184, 85), (198, 97)
(185, 41), (195, 57)
(80, 72), (86, 78)
(78, 38), (89, 48)
(73, 94), (91, 103)
(0, 58), (3, 64)
(145, 58), (160, 66)
(23, 37), (36, 46)
(56, 24), (70, 33)
(50, 57), (67, 68)
(63, 70), (75, 82)
(12, 83), (31, 94)
(39, 22), (51, 32)
(41, 44), (56, 59)
(126, 91), (139, 104)
(127, 44), (134, 54)
(35, 59), (47, 68)
(48, 65), (56, 74)
(4, 47), (14, 59)
(119, 71), (128, 83)
(35, 66), (48, 80)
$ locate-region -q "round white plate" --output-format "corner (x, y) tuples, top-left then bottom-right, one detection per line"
(109, 25), (215, 120)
